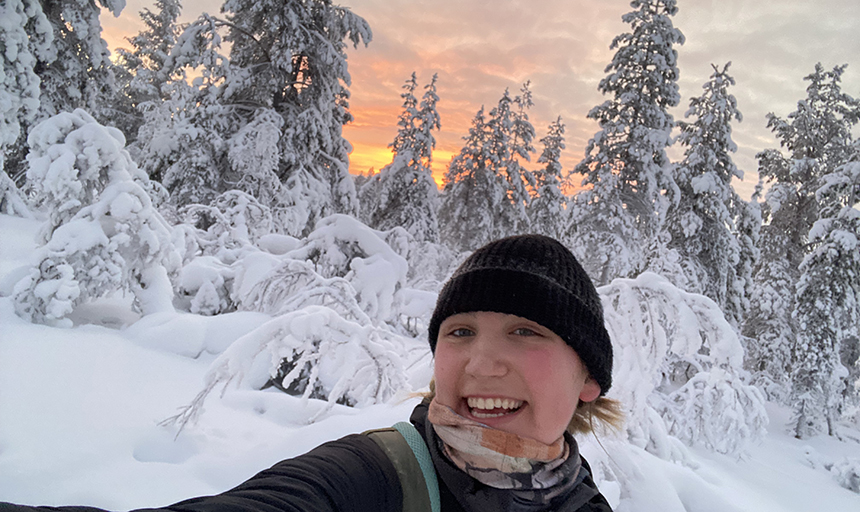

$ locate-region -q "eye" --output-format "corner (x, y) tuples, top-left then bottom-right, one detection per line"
(449, 327), (475, 338)
(512, 327), (540, 337)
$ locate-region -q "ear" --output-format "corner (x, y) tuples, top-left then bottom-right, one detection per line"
(579, 376), (601, 403)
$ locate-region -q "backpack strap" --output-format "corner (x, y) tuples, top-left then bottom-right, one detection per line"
(365, 422), (441, 512)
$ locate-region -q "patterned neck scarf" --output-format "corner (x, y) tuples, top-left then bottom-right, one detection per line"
(427, 399), (582, 497)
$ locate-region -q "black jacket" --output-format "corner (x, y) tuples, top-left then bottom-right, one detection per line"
(0, 404), (611, 512)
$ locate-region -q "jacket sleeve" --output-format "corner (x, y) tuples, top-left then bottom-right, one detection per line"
(1, 434), (402, 512)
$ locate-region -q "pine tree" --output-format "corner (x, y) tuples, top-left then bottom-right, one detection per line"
(2, 0), (124, 182)
(114, 0), (183, 148)
(0, 0), (51, 177)
(362, 73), (441, 243)
(790, 143), (860, 438)
(138, 14), (233, 206)
(37, 1), (125, 123)
(439, 84), (536, 252)
(439, 107), (495, 252)
(221, 0), (372, 235)
(567, 0), (684, 284)
(528, 117), (567, 240)
(742, 64), (860, 428)
(665, 63), (750, 327)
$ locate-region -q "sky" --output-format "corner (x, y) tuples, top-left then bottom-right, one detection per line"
(99, 0), (860, 199)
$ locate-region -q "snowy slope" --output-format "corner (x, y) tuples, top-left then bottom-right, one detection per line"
(1, 213), (858, 511)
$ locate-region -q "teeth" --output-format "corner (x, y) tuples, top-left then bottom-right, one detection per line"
(467, 397), (523, 411)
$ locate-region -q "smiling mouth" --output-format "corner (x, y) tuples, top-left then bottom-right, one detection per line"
(466, 397), (524, 418)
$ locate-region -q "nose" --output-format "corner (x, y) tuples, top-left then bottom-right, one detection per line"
(463, 333), (507, 377)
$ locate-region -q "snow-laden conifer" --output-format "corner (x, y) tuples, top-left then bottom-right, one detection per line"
(37, 1), (125, 123)
(221, 0), (371, 233)
(136, 14), (231, 201)
(744, 64), (860, 410)
(567, 0), (683, 284)
(790, 146), (860, 438)
(439, 84), (535, 252)
(491, 82), (536, 239)
(0, 0), (51, 177)
(663, 63), (751, 327)
(742, 195), (796, 401)
(360, 73), (441, 243)
(528, 117), (567, 240)
(115, 0), (183, 148)
(146, 0), (371, 236)
(13, 110), (179, 325)
(438, 107), (495, 252)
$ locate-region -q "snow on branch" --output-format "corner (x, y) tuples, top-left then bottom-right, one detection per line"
(164, 305), (407, 429)
(601, 272), (767, 456)
(0, 172), (34, 218)
(284, 214), (409, 324)
(239, 258), (371, 324)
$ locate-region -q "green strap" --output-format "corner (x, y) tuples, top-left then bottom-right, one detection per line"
(366, 422), (441, 512)
(392, 422), (440, 512)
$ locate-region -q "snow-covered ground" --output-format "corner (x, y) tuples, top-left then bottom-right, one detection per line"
(1, 213), (859, 511)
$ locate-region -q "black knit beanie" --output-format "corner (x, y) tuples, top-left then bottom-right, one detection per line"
(428, 234), (613, 395)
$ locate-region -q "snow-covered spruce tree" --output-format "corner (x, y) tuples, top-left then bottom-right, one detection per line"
(0, 0), (51, 179)
(732, 189), (761, 329)
(742, 194), (797, 400)
(139, 15), (232, 206)
(567, 0), (683, 284)
(438, 107), (494, 252)
(145, 1), (370, 235)
(663, 63), (750, 328)
(114, 0), (183, 149)
(361, 73), (441, 243)
(221, 0), (371, 235)
(13, 110), (179, 326)
(790, 144), (860, 439)
(37, 1), (125, 124)
(356, 167), (379, 224)
(528, 117), (568, 240)
(744, 64), (860, 403)
(439, 84), (536, 252)
(491, 82), (536, 239)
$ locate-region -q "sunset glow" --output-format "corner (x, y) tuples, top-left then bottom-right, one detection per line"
(99, 0), (859, 203)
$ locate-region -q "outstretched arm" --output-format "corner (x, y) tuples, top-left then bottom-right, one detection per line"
(1, 434), (401, 512)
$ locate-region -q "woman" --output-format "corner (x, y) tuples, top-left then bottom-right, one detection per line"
(1, 234), (619, 512)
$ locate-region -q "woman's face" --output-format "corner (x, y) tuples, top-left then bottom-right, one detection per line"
(433, 311), (601, 445)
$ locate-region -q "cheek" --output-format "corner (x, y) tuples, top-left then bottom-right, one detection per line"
(521, 348), (582, 412)
(432, 344), (460, 403)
